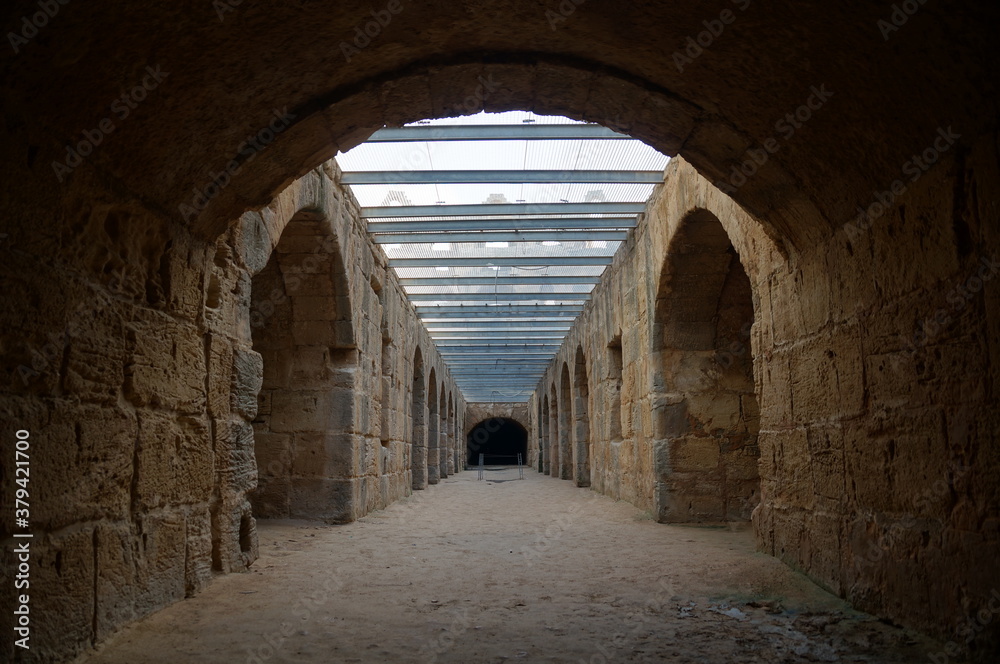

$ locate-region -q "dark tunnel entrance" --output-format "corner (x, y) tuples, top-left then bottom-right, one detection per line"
(467, 419), (528, 466)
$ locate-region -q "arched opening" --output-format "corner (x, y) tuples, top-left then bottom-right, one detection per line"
(466, 418), (529, 466)
(411, 348), (426, 490)
(427, 369), (440, 485)
(574, 347), (591, 488)
(377, 282), (391, 464)
(447, 394), (457, 475)
(653, 209), (759, 523)
(548, 384), (559, 477)
(248, 208), (357, 522)
(540, 395), (550, 474)
(7, 9), (998, 658)
(559, 363), (573, 481)
(437, 381), (448, 480)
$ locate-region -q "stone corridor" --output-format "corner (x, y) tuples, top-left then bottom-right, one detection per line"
(2, 3), (999, 662)
(81, 471), (943, 664)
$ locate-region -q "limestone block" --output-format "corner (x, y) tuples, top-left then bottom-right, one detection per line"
(291, 295), (338, 321)
(256, 388), (272, 417)
(250, 477), (290, 519)
(274, 235), (328, 254)
(797, 253), (833, 335)
(211, 499), (257, 573)
(258, 348), (292, 388)
(802, 511), (842, 593)
(672, 435), (720, 472)
(216, 418), (257, 496)
(134, 412), (214, 509)
(124, 314), (206, 414)
(726, 448), (763, 482)
(269, 388), (356, 433)
(25, 403), (136, 531)
(206, 334), (234, 418)
(0, 527), (95, 662)
(291, 320), (335, 346)
(63, 315), (128, 405)
(689, 392), (743, 433)
(379, 74), (433, 127)
(237, 212), (274, 276)
(334, 320), (357, 348)
(293, 431), (360, 478)
(231, 348), (263, 420)
(788, 335), (841, 424)
(131, 513), (187, 616)
(760, 350), (792, 426)
(288, 478), (354, 522)
(95, 522), (137, 641)
(768, 427), (812, 508)
(768, 269), (807, 345)
(253, 427), (291, 475)
(185, 508), (214, 596)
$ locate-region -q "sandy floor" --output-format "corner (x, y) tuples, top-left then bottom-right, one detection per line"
(79, 469), (943, 663)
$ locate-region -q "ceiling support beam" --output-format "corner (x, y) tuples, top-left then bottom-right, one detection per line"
(416, 306), (583, 316)
(407, 292), (589, 302)
(362, 202), (647, 218)
(401, 276), (601, 286)
(366, 124), (630, 142)
(369, 218), (636, 232)
(343, 170), (662, 185)
(373, 230), (627, 244)
(391, 257), (612, 268)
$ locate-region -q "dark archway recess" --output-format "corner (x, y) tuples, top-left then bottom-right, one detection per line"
(467, 419), (528, 466)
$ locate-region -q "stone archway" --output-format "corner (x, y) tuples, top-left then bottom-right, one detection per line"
(426, 369), (439, 485)
(466, 418), (529, 467)
(548, 384), (560, 477)
(411, 347), (427, 490)
(248, 207), (357, 522)
(573, 346), (591, 488)
(558, 363), (573, 481)
(540, 395), (550, 474)
(17, 3), (995, 258)
(653, 208), (759, 523)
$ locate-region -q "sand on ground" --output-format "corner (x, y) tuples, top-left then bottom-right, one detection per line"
(79, 469), (944, 663)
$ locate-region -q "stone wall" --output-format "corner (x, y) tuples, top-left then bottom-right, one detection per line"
(0, 161), (464, 661)
(532, 150), (1000, 652)
(215, 160), (464, 522)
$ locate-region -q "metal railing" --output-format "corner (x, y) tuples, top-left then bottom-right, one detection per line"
(476, 453), (524, 481)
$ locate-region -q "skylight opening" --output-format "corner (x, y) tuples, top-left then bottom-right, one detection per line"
(336, 110), (668, 402)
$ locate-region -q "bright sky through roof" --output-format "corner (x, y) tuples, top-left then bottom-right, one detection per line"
(336, 111), (668, 402)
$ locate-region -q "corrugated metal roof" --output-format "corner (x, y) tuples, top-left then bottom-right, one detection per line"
(337, 111), (667, 403)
